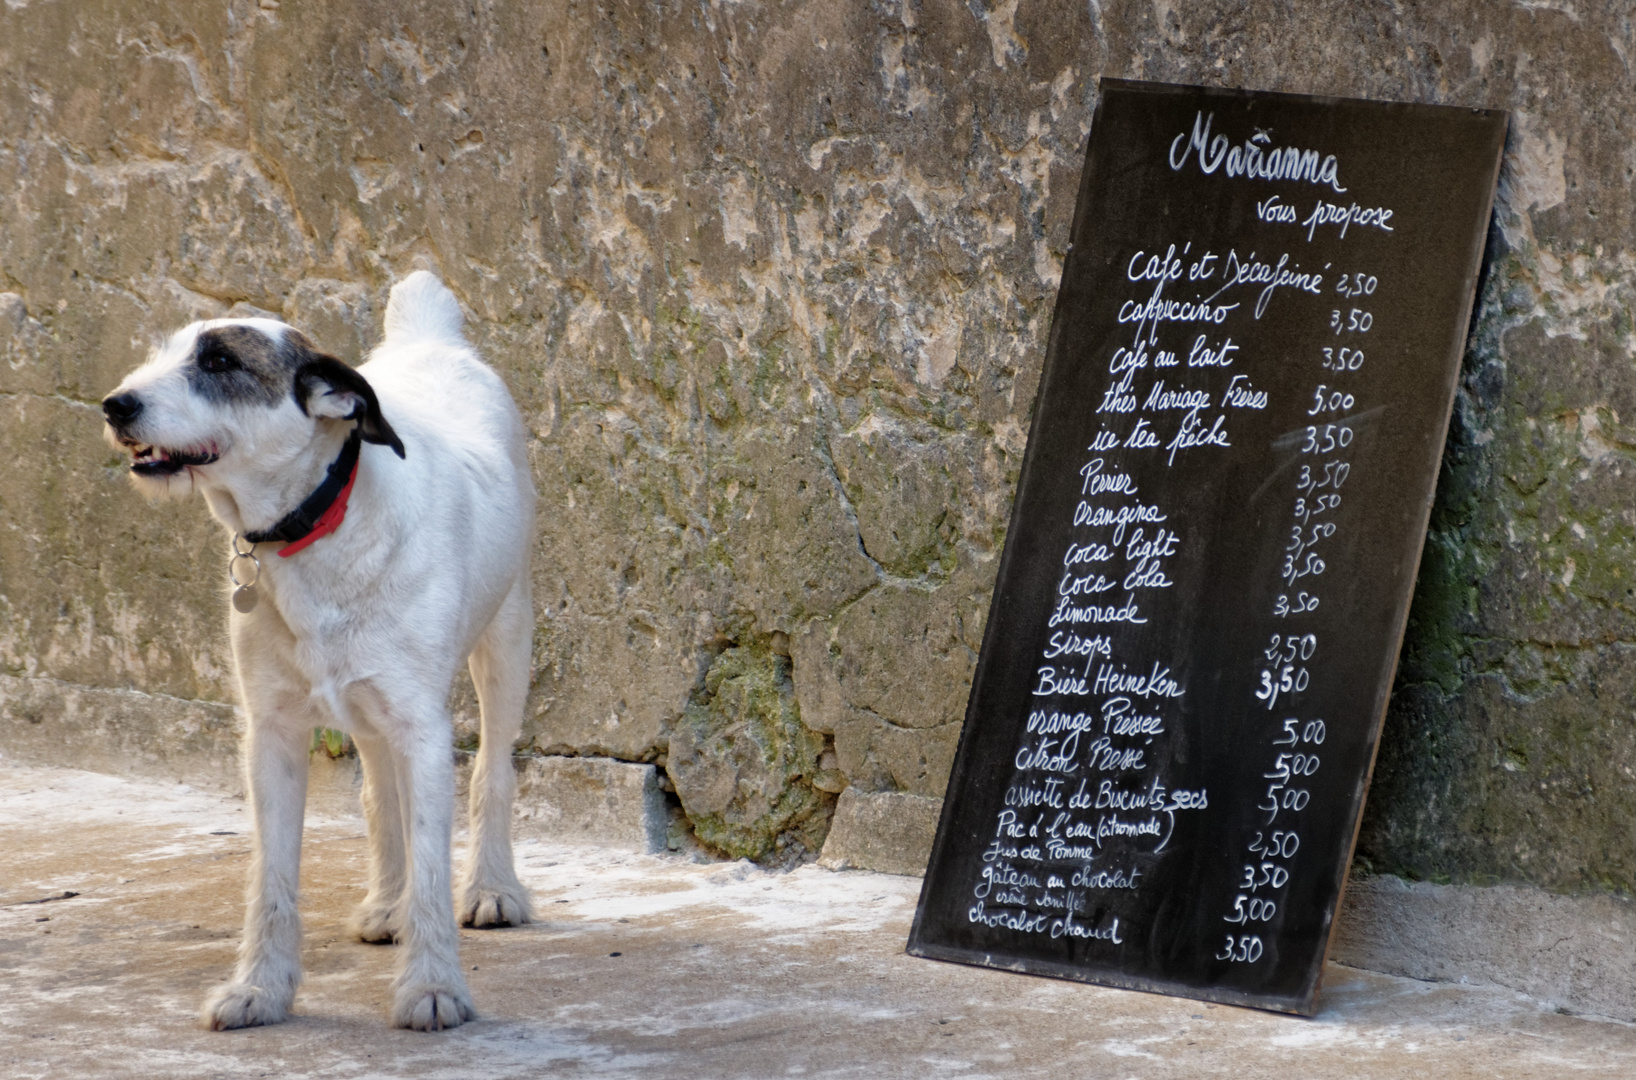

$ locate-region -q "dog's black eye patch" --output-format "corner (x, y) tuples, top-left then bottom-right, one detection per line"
(186, 326), (295, 406)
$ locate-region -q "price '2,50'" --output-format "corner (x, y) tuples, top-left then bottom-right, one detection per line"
(1335, 273), (1378, 299)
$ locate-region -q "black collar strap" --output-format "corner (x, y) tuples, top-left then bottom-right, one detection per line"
(245, 427), (363, 548)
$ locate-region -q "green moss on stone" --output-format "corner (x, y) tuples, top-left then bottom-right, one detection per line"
(1361, 231), (1636, 894)
(665, 642), (832, 862)
(311, 727), (352, 759)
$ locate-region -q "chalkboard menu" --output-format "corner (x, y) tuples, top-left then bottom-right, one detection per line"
(908, 80), (1505, 1015)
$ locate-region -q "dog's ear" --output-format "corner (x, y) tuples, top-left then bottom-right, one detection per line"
(294, 356), (407, 459)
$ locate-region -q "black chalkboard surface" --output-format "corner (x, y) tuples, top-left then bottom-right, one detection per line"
(907, 80), (1505, 1015)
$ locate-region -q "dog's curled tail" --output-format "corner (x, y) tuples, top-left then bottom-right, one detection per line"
(383, 271), (466, 344)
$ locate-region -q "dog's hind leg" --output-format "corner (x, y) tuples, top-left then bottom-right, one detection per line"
(348, 728), (407, 943)
(381, 693), (476, 1031)
(456, 575), (536, 928)
(202, 626), (314, 1030)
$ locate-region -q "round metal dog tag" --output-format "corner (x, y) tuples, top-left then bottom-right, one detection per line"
(229, 535), (261, 614)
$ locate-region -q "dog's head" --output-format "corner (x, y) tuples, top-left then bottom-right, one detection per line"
(102, 319), (404, 499)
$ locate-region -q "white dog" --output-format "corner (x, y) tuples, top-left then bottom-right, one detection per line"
(101, 272), (536, 1031)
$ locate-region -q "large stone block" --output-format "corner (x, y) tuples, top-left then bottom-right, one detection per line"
(0, 675), (238, 790)
(791, 569), (988, 798)
(511, 755), (668, 854)
(1333, 874), (1636, 1022)
(819, 788), (943, 878)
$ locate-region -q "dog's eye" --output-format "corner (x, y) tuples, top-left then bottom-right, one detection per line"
(199, 350), (237, 374)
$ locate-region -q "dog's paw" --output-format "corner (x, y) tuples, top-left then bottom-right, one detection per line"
(348, 900), (401, 944)
(200, 982), (291, 1031)
(392, 981), (476, 1032)
(457, 880), (535, 928)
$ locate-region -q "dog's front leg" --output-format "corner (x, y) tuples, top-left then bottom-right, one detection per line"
(202, 716), (311, 1030)
(390, 720), (475, 1031)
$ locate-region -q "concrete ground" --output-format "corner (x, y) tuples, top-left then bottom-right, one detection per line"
(4, 760), (1635, 1079)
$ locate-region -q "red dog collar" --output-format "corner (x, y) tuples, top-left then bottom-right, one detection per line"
(244, 428), (363, 557)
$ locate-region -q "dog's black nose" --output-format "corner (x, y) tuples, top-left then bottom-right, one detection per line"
(102, 392), (143, 425)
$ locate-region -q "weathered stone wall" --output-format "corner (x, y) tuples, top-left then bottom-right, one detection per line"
(2, 1), (1634, 883)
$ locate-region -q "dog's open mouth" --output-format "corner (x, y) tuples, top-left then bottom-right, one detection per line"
(128, 444), (220, 476)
